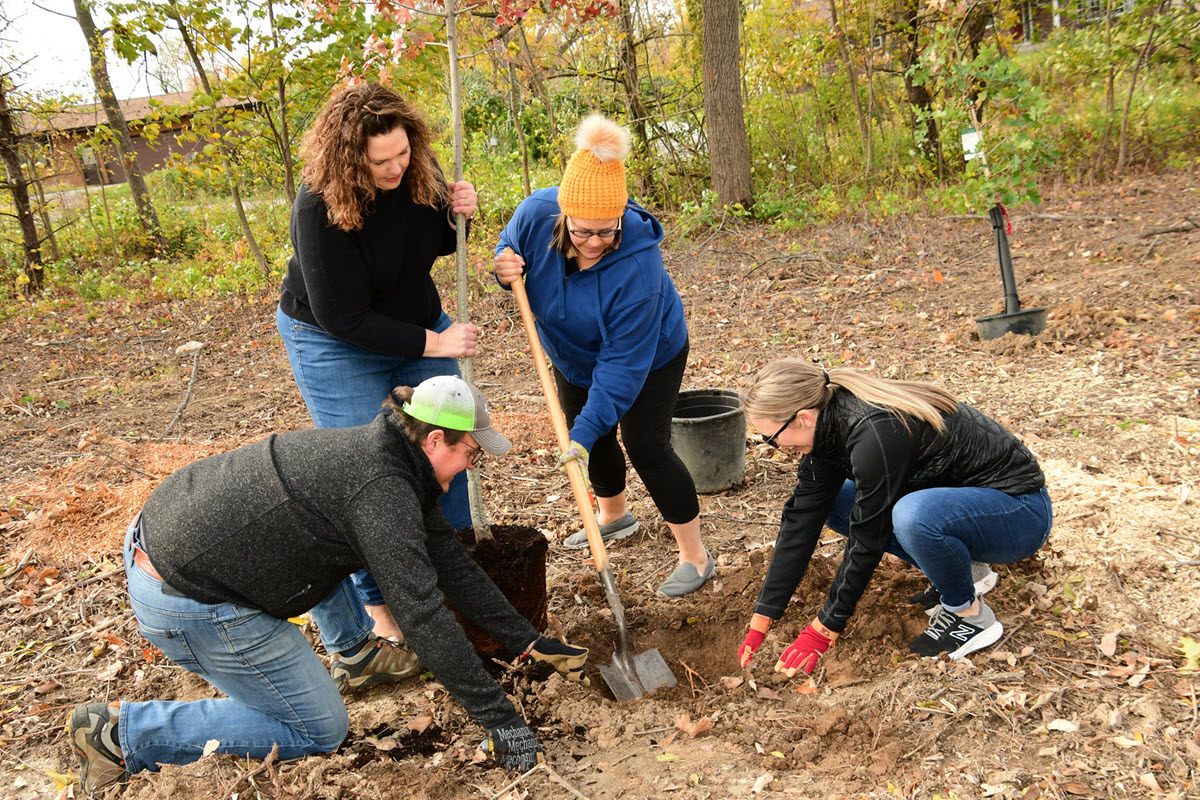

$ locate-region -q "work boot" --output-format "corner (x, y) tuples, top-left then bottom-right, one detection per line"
(330, 633), (422, 694)
(66, 702), (127, 793)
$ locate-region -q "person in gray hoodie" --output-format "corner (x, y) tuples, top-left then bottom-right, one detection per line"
(66, 376), (588, 794)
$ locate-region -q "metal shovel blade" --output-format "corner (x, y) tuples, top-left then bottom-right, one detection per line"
(594, 568), (677, 701)
(599, 648), (677, 703)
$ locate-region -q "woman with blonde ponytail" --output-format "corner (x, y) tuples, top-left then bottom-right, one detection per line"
(493, 114), (711, 598)
(738, 359), (1052, 672)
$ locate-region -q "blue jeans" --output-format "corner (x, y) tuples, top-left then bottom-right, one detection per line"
(276, 306), (469, 618)
(121, 518), (348, 774)
(826, 481), (1053, 612)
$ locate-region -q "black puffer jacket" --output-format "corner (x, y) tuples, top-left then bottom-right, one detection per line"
(754, 392), (1045, 633)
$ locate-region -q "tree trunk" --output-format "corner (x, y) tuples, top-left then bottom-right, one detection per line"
(615, 0), (656, 200)
(828, 0), (872, 180)
(517, 24), (561, 166)
(172, 10), (270, 276)
(266, 0), (296, 204)
(72, 0), (166, 253)
(277, 75), (295, 203)
(0, 82), (44, 292)
(1117, 20), (1159, 174)
(504, 36), (532, 196)
(24, 151), (60, 261)
(898, 0), (942, 173)
(701, 0), (753, 207)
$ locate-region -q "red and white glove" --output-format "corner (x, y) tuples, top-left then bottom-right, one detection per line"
(775, 623), (833, 676)
(739, 628), (765, 667)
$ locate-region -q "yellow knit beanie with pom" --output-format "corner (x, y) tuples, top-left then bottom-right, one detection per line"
(558, 114), (631, 220)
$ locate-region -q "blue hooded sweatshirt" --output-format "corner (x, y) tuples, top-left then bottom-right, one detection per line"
(496, 187), (688, 452)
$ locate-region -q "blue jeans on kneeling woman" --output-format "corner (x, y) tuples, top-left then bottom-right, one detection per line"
(824, 479), (1053, 613)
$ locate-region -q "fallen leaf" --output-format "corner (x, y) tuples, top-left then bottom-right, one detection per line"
(796, 677), (819, 694)
(1099, 631), (1119, 657)
(44, 770), (74, 791)
(1176, 637), (1200, 672)
(1047, 718), (1079, 732)
(675, 713), (714, 738)
(202, 739), (221, 757)
(932, 269), (946, 283)
(656, 753), (680, 762)
(1110, 736), (1143, 749)
(720, 675), (744, 690)
(408, 711), (433, 733)
(33, 680), (61, 694)
(1137, 773), (1162, 794)
(751, 773), (774, 794)
(755, 686), (782, 700)
(96, 660), (122, 682)
(1061, 780), (1094, 796)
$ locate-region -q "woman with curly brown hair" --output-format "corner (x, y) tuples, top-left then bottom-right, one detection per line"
(276, 83), (479, 646)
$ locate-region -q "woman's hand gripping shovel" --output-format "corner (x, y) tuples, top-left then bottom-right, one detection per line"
(510, 277), (676, 701)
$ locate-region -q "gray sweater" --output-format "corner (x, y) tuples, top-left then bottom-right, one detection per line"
(140, 413), (537, 728)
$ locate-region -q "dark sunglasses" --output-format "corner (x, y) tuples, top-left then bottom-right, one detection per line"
(762, 410), (799, 449)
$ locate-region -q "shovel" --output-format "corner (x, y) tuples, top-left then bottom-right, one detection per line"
(510, 277), (677, 702)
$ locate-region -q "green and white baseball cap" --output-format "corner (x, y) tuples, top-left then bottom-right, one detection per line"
(403, 376), (511, 455)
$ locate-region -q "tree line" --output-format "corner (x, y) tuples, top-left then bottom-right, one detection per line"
(1, 0), (1197, 296)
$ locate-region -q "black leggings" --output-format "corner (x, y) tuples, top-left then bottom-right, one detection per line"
(553, 342), (699, 525)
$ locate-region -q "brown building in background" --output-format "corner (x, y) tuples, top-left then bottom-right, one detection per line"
(19, 90), (256, 188)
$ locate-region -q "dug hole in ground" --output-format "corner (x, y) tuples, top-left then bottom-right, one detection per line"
(1, 169), (1198, 799)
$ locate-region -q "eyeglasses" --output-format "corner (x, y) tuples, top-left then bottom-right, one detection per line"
(568, 220), (622, 241)
(761, 410), (799, 449)
(460, 439), (483, 466)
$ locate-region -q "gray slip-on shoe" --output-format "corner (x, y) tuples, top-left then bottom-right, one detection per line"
(656, 551), (716, 598)
(563, 513), (639, 550)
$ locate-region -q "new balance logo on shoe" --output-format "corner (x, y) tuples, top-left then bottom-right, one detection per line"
(948, 625), (976, 643)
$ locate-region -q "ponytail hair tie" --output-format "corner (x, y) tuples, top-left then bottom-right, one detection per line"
(822, 369), (831, 388)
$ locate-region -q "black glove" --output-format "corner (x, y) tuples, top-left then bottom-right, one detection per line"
(481, 715), (543, 772)
(524, 636), (590, 686)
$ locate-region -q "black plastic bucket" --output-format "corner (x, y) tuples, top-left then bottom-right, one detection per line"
(670, 389), (745, 494)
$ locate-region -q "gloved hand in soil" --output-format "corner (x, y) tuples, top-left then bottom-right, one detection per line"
(523, 636), (590, 686)
(556, 440), (590, 487)
(775, 623), (833, 677)
(480, 714), (543, 772)
(739, 614), (773, 667)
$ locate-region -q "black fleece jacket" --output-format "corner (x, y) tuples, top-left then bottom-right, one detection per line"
(278, 181), (459, 358)
(139, 414), (537, 728)
(754, 392), (1045, 633)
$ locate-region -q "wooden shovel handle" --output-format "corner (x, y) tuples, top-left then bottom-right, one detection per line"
(510, 278), (611, 573)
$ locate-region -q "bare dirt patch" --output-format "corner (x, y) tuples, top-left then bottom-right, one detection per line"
(2, 169), (1198, 799)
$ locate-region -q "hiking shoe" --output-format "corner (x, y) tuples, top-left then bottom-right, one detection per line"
(908, 562), (1000, 615)
(563, 513), (639, 550)
(656, 551), (715, 598)
(66, 702), (127, 793)
(908, 597), (1004, 660)
(330, 633), (422, 694)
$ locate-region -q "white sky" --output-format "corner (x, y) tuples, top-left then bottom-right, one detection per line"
(4, 0), (155, 102)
